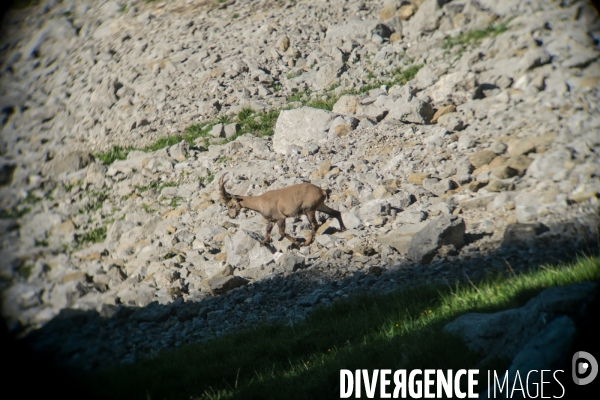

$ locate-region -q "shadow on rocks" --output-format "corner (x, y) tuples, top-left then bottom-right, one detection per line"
(8, 213), (600, 377)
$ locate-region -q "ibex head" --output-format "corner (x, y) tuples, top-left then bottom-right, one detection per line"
(219, 173), (242, 218)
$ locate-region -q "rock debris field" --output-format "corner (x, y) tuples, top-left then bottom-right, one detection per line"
(0, 0), (599, 371)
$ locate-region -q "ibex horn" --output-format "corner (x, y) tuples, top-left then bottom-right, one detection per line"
(219, 172), (231, 202)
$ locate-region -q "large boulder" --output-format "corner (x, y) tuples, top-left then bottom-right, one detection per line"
(47, 151), (93, 175)
(273, 107), (333, 154)
(426, 71), (478, 107)
(377, 222), (429, 255)
(404, 0), (444, 39)
(406, 216), (465, 264)
(386, 97), (433, 124)
(502, 222), (549, 247)
(224, 229), (263, 267)
(479, 316), (576, 398)
(444, 283), (596, 362)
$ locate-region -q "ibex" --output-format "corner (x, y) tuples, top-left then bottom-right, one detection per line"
(219, 173), (346, 246)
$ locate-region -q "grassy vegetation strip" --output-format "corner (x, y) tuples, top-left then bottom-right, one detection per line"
(88, 255), (600, 400)
(286, 65), (423, 110)
(94, 108), (280, 165)
(93, 62), (424, 166)
(75, 225), (107, 247)
(92, 19), (513, 165)
(443, 20), (511, 49)
(354, 64), (423, 96)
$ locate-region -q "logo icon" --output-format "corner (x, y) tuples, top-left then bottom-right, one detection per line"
(572, 351), (598, 385)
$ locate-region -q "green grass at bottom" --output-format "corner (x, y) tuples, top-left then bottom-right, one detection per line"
(88, 255), (600, 400)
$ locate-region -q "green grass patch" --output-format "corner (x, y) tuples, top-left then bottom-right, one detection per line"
(143, 136), (184, 153)
(236, 108), (280, 137)
(75, 226), (107, 247)
(352, 64), (423, 95)
(141, 203), (156, 214)
(88, 255), (599, 400)
(16, 263), (34, 279)
(136, 181), (177, 193)
(0, 206), (31, 219)
(444, 21), (511, 49)
(95, 146), (132, 165)
(79, 191), (109, 214)
(286, 89), (309, 103)
(306, 94), (338, 111)
(34, 238), (48, 247)
(285, 88), (338, 111)
(169, 197), (184, 207)
(199, 170), (215, 186)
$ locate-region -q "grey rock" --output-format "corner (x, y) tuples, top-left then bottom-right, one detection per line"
(298, 289), (329, 307)
(328, 115), (359, 139)
(437, 113), (464, 131)
(526, 149), (572, 181)
(224, 229), (263, 267)
(168, 141), (189, 162)
(280, 255), (306, 272)
(224, 123), (240, 139)
(487, 192), (516, 212)
(130, 301), (173, 323)
(502, 222), (549, 247)
(480, 316), (576, 399)
(395, 210), (426, 224)
(84, 162), (107, 187)
(332, 95), (360, 115)
(324, 20), (378, 46)
(246, 244), (276, 270)
(377, 222), (429, 255)
(360, 199), (391, 218)
(444, 283), (596, 362)
(407, 216), (465, 264)
(406, 0), (442, 39)
(514, 191), (542, 223)
(387, 97), (434, 124)
(273, 107), (333, 154)
(355, 102), (388, 121)
(459, 195), (497, 211)
(427, 71), (477, 107)
(194, 225), (227, 242)
(48, 152), (93, 175)
(208, 275), (248, 295)
(313, 61), (345, 90)
(342, 212), (363, 230)
(210, 123), (225, 138)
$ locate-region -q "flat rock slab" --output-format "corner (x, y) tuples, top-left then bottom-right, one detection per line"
(377, 222), (429, 255)
(407, 216), (465, 264)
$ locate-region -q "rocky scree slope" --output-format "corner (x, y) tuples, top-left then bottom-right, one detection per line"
(0, 0), (599, 371)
